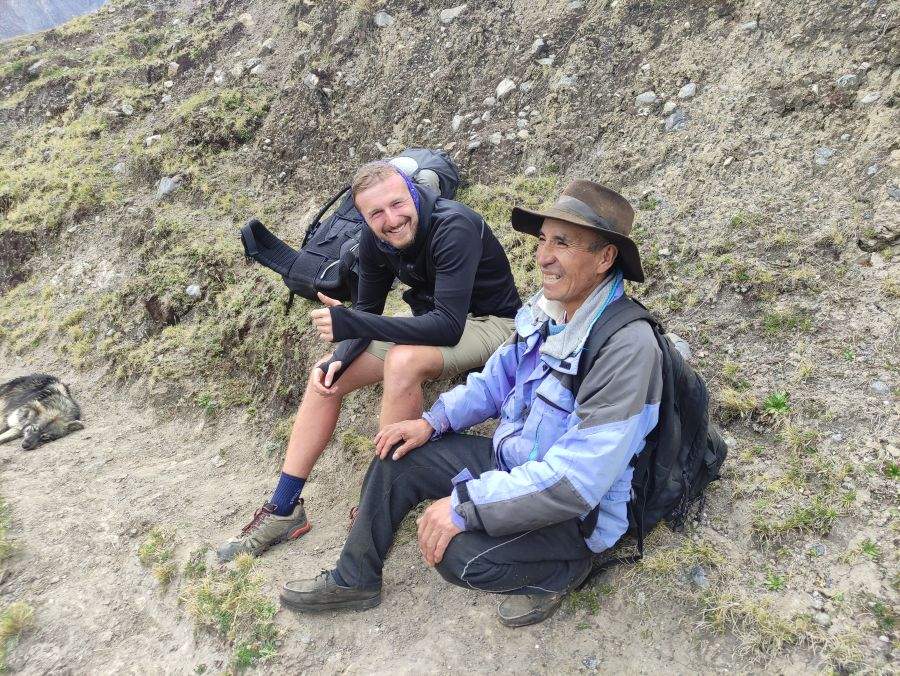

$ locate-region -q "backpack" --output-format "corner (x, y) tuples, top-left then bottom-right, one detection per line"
(240, 148), (460, 310)
(574, 296), (727, 577)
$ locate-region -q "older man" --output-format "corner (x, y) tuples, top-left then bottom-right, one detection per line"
(280, 180), (663, 628)
(218, 161), (521, 562)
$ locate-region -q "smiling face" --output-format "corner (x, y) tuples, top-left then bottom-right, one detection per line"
(354, 172), (419, 250)
(536, 218), (618, 319)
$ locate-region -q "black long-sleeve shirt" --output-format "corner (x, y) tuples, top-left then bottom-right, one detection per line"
(324, 186), (521, 374)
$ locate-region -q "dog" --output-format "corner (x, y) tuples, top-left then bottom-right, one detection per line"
(0, 374), (84, 450)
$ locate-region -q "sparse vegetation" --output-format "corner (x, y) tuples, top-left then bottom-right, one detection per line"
(138, 527), (178, 587)
(0, 602), (35, 670)
(0, 496), (13, 564)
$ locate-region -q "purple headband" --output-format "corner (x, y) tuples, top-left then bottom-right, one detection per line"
(398, 170), (421, 212)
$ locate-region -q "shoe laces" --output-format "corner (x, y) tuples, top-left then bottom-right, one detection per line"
(241, 504), (274, 536)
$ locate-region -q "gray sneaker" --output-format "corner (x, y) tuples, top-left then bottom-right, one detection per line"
(280, 570), (382, 612)
(217, 500), (311, 562)
(496, 559), (593, 628)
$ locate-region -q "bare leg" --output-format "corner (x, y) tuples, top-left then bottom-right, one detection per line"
(379, 345), (444, 427)
(281, 351), (386, 478)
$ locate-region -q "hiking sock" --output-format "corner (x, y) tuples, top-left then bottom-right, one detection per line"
(270, 472), (306, 516)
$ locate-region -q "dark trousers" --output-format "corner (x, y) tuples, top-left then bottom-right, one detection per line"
(334, 433), (593, 595)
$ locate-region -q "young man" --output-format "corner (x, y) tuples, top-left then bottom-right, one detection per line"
(279, 180), (663, 628)
(218, 161), (521, 562)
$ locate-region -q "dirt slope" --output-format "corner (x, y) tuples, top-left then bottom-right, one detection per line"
(0, 0), (897, 672)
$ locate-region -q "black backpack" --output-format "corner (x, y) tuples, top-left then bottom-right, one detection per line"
(240, 148), (460, 310)
(574, 296), (727, 575)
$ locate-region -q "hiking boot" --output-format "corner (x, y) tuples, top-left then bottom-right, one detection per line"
(496, 558), (593, 628)
(217, 500), (311, 563)
(280, 570), (382, 613)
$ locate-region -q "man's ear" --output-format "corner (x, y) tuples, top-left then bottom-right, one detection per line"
(597, 243), (619, 276)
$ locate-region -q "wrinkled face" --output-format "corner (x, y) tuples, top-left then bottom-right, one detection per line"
(21, 424), (41, 450)
(355, 172), (419, 250)
(536, 218), (618, 318)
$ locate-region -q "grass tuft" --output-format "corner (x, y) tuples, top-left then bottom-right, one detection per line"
(0, 602), (35, 670)
(138, 527), (178, 587)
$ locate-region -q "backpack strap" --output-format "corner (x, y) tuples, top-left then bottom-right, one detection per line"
(301, 184), (351, 247)
(574, 296), (656, 541)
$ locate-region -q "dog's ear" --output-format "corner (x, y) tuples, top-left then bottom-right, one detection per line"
(67, 420), (85, 432)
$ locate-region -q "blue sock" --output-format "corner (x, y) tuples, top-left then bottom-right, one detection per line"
(270, 472), (306, 516)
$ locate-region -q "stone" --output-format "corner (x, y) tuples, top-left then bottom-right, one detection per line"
(867, 164), (878, 176)
(156, 175), (183, 201)
(662, 101), (677, 114)
(524, 165), (537, 176)
(483, 96), (496, 107)
(250, 63), (267, 76)
(245, 57), (261, 69)
(185, 284), (202, 300)
(635, 90), (657, 106)
(167, 61), (179, 77)
(870, 381), (890, 395)
(163, 80), (174, 89)
(374, 11), (394, 27)
(517, 129), (530, 140)
(678, 82), (697, 99)
(496, 78), (516, 99)
(26, 58), (47, 76)
(551, 74), (576, 90)
(666, 333), (692, 360)
(569, 0), (584, 8)
(536, 56), (555, 66)
(519, 81), (534, 92)
(238, 12), (255, 29)
(809, 543), (826, 557)
(835, 73), (860, 90)
(859, 91), (880, 104)
(812, 612), (832, 628)
(810, 594), (826, 611)
(740, 19), (758, 31)
(689, 565), (709, 590)
(120, 102), (134, 116)
(111, 162), (126, 175)
(530, 37), (546, 55)
(481, 110), (491, 122)
(204, 64), (214, 76)
(213, 70), (225, 86)
(469, 118), (482, 129)
(230, 63), (246, 79)
(813, 147), (834, 166)
(840, 133), (851, 141)
(303, 72), (320, 89)
(144, 134), (162, 147)
(489, 131), (503, 145)
(582, 656), (599, 670)
(211, 455), (227, 468)
(664, 109), (687, 132)
(516, 118), (528, 129)
(23, 44), (37, 55)
(451, 114), (463, 131)
(466, 140), (481, 150)
(440, 4), (467, 24)
(260, 38), (275, 54)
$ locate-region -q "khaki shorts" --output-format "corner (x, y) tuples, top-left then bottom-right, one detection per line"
(365, 314), (516, 379)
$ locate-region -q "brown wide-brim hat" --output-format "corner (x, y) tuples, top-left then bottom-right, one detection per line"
(511, 179), (644, 282)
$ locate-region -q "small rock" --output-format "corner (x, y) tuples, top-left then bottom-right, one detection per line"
(840, 133), (851, 141)
(167, 61), (179, 77)
(211, 455), (227, 468)
(740, 19), (758, 31)
(374, 10), (394, 27)
(662, 101), (677, 114)
(568, 0), (584, 8)
(813, 612), (832, 628)
(156, 175), (183, 201)
(859, 91), (880, 104)
(870, 381), (890, 395)
(678, 82), (697, 99)
(185, 284), (202, 299)
(867, 164), (878, 176)
(582, 656), (599, 670)
(111, 162), (126, 175)
(524, 165), (537, 176)
(723, 156), (734, 167)
(23, 44), (37, 55)
(635, 90), (657, 107)
(204, 64), (214, 76)
(536, 56), (555, 66)
(259, 38), (275, 55)
(466, 140), (481, 150)
(230, 63), (245, 79)
(551, 74), (576, 90)
(813, 147), (834, 166)
(481, 110), (491, 122)
(810, 594), (825, 611)
(516, 129), (530, 140)
(689, 565), (709, 590)
(835, 73), (859, 90)
(530, 37), (546, 55)
(439, 4), (467, 24)
(664, 109), (687, 132)
(451, 114), (462, 131)
(238, 12), (255, 29)
(516, 118), (529, 129)
(250, 63), (267, 76)
(469, 118), (482, 129)
(27, 58), (47, 76)
(496, 77), (516, 99)
(489, 131), (503, 145)
(303, 72), (320, 89)
(666, 333), (692, 360)
(163, 80), (174, 89)
(160, 94), (172, 104)
(659, 248), (671, 258)
(120, 102), (134, 116)
(482, 96), (496, 107)
(245, 57), (261, 69)
(144, 134), (161, 147)
(519, 81), (534, 92)
(809, 543), (827, 557)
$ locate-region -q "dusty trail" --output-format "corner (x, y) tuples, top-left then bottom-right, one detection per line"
(0, 352), (770, 674)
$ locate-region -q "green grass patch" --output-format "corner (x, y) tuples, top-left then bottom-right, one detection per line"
(762, 308), (813, 335)
(0, 496), (13, 564)
(751, 496), (837, 541)
(0, 602), (35, 670)
(181, 554), (278, 669)
(138, 527), (178, 587)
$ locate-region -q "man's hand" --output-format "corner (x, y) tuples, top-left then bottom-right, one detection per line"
(374, 418), (433, 460)
(309, 355), (343, 396)
(309, 292), (342, 342)
(416, 496), (462, 566)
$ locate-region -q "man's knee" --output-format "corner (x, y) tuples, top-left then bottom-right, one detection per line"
(383, 345), (442, 386)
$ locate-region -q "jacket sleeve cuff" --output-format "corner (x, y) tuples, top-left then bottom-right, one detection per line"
(422, 400), (451, 438)
(451, 476), (485, 532)
(329, 306), (353, 341)
(449, 490), (467, 530)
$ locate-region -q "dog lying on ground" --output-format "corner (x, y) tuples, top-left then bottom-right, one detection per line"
(0, 374), (84, 450)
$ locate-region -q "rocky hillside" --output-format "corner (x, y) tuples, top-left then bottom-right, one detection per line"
(0, 0), (897, 672)
(0, 0), (107, 39)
